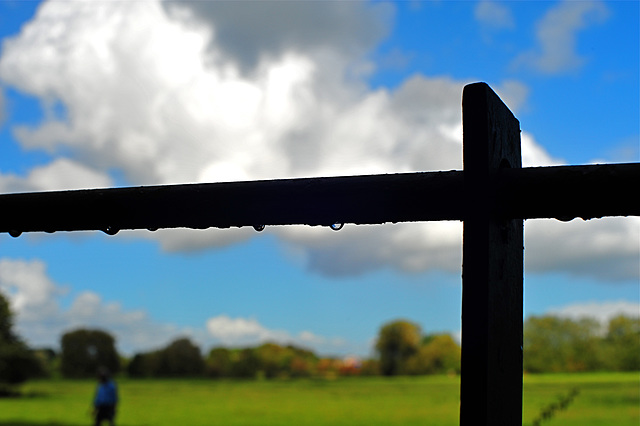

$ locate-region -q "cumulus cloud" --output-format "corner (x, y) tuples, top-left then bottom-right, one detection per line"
(279, 221), (463, 277)
(0, 1), (398, 186)
(513, 0), (609, 74)
(206, 315), (285, 344)
(475, 1), (515, 30)
(525, 217), (640, 282)
(546, 300), (640, 324)
(0, 157), (113, 194)
(0, 0), (634, 282)
(521, 132), (562, 167)
(205, 314), (343, 350)
(164, 1), (394, 73)
(0, 258), (61, 321)
(0, 1), (469, 187)
(0, 257), (174, 352)
(0, 257), (348, 354)
(124, 227), (254, 255)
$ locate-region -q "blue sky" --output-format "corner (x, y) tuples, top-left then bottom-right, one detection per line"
(0, 0), (638, 357)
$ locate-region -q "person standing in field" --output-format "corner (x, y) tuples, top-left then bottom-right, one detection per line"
(93, 367), (118, 426)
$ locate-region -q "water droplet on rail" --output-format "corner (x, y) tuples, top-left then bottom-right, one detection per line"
(8, 230), (22, 238)
(330, 223), (344, 231)
(147, 228), (158, 232)
(103, 226), (120, 236)
(253, 225), (265, 232)
(556, 216), (575, 222)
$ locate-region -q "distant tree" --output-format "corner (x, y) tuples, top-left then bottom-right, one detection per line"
(524, 316), (603, 373)
(127, 353), (155, 378)
(231, 348), (260, 378)
(206, 347), (233, 378)
(286, 345), (317, 378)
(31, 348), (57, 378)
(158, 338), (204, 377)
(604, 315), (640, 371)
(358, 358), (380, 376)
(128, 338), (205, 378)
(127, 353), (144, 377)
(34, 348), (57, 364)
(0, 291), (42, 387)
(0, 293), (15, 343)
(288, 355), (314, 378)
(375, 320), (421, 376)
(252, 343), (286, 378)
(206, 344), (318, 379)
(251, 343), (319, 379)
(315, 358), (341, 379)
(60, 329), (120, 378)
(405, 334), (461, 375)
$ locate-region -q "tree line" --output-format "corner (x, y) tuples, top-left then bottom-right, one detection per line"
(46, 327), (459, 380)
(524, 314), (639, 373)
(1, 290), (638, 388)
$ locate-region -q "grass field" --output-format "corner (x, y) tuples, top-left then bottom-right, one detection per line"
(0, 373), (637, 425)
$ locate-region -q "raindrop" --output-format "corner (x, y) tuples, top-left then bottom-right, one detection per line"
(253, 225), (265, 232)
(330, 223), (344, 231)
(8, 230), (22, 238)
(103, 226), (120, 236)
(556, 216), (574, 222)
(147, 227), (158, 232)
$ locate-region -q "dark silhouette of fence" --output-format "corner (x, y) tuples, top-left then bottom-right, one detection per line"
(1, 82), (638, 425)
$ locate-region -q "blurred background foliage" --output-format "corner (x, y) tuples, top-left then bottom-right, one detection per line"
(0, 289), (638, 386)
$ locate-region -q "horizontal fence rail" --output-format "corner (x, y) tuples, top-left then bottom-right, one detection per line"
(499, 162), (640, 220)
(0, 162), (638, 236)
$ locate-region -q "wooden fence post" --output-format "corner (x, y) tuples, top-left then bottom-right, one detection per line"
(460, 82), (523, 425)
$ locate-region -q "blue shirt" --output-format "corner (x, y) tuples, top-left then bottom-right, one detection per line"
(94, 380), (118, 407)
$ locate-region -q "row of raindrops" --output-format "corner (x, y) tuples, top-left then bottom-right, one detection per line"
(6, 223), (345, 238)
(105, 226), (160, 235)
(253, 223), (344, 232)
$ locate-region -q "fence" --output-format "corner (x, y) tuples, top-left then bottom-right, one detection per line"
(1, 82), (638, 425)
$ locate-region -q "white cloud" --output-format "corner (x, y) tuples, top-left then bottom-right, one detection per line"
(0, 1), (396, 186)
(125, 227), (254, 254)
(0, 257), (177, 352)
(494, 80), (529, 114)
(279, 221), (463, 277)
(206, 315), (288, 345)
(546, 300), (640, 324)
(525, 217), (640, 282)
(513, 0), (609, 74)
(205, 314), (350, 353)
(475, 1), (515, 30)
(0, 257), (347, 354)
(0, 258), (61, 321)
(451, 330), (462, 345)
(164, 1), (394, 73)
(0, 1), (472, 187)
(521, 132), (563, 167)
(0, 0), (634, 282)
(0, 158), (113, 194)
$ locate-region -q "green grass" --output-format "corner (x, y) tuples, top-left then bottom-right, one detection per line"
(522, 372), (640, 426)
(0, 373), (637, 425)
